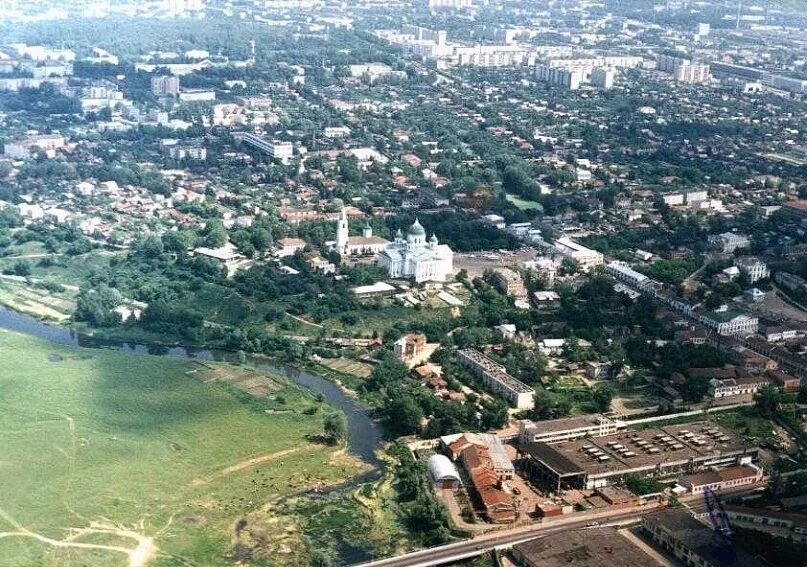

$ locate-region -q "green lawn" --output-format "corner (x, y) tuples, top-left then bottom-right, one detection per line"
(505, 193), (543, 211)
(0, 329), (363, 566)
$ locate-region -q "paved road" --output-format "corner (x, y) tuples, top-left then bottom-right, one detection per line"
(353, 485), (764, 567)
(352, 509), (645, 567)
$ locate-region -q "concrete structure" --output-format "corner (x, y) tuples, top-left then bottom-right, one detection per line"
(518, 414), (626, 445)
(3, 134), (66, 159)
(535, 64), (583, 90)
(678, 464), (763, 494)
(642, 509), (764, 567)
(723, 505), (807, 541)
(178, 89), (216, 102)
(377, 219), (453, 283)
(657, 55), (711, 84)
(492, 268), (527, 299)
(513, 527), (664, 567)
(457, 349), (535, 410)
(348, 63), (406, 82)
(151, 75), (180, 96)
(532, 290), (560, 310)
(607, 261), (650, 288)
(428, 0), (472, 7)
(274, 237), (306, 257)
(554, 237), (604, 272)
(520, 421), (758, 491)
(775, 271), (806, 291)
(236, 133), (294, 164)
(590, 67), (615, 89)
(352, 281), (396, 297)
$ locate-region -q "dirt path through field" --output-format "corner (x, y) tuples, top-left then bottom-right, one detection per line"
(0, 508), (157, 567)
(192, 447), (311, 486)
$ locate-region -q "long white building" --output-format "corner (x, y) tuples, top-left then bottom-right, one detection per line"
(554, 237), (604, 272)
(235, 133), (294, 163)
(699, 309), (758, 337)
(458, 349), (534, 410)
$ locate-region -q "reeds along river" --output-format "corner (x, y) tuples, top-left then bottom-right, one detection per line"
(0, 307), (384, 471)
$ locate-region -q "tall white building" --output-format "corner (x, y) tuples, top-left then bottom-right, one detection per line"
(536, 64), (583, 90)
(377, 219), (453, 282)
(657, 55), (711, 84)
(590, 67), (615, 89)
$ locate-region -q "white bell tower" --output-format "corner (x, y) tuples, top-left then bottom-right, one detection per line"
(336, 207), (349, 255)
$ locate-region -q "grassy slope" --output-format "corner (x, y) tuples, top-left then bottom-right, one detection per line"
(0, 329), (362, 567)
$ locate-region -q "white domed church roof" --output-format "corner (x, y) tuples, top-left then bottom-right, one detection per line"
(407, 218), (426, 237)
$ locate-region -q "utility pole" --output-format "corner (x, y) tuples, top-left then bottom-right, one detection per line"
(736, 1), (742, 30)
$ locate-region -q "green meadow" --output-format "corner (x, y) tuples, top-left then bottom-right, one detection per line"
(0, 329), (364, 566)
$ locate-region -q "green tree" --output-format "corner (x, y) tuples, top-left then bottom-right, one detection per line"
(323, 412), (348, 445)
(74, 285), (123, 327)
(383, 394), (424, 437)
(12, 260), (31, 277)
(756, 385), (781, 418)
(203, 220), (228, 248)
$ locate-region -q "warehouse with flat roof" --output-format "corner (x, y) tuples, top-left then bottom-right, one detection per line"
(513, 526), (665, 567)
(519, 421), (758, 491)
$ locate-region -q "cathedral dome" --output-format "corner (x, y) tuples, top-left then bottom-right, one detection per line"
(407, 218), (426, 237)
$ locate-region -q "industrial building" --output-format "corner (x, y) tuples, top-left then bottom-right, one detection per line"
(518, 414), (626, 445)
(512, 527), (664, 567)
(428, 454), (461, 489)
(519, 421), (758, 491)
(457, 349), (535, 409)
(642, 509), (765, 567)
(677, 464), (763, 494)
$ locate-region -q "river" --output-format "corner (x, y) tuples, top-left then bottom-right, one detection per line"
(0, 307), (383, 470)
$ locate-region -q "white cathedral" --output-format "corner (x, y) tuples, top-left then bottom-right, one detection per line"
(377, 218), (454, 283)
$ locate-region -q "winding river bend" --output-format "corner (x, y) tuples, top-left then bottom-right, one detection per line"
(0, 307), (383, 470)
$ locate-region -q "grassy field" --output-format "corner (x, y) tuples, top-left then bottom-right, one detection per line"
(505, 193), (543, 211)
(0, 329), (367, 567)
(0, 278), (77, 322)
(0, 250), (114, 287)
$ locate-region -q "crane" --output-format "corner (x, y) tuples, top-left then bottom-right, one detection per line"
(703, 486), (737, 566)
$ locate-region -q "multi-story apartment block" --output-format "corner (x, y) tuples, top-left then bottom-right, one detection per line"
(151, 75), (180, 96)
(457, 349), (534, 410)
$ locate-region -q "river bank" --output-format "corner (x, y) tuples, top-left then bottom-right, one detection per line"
(0, 305), (384, 470)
